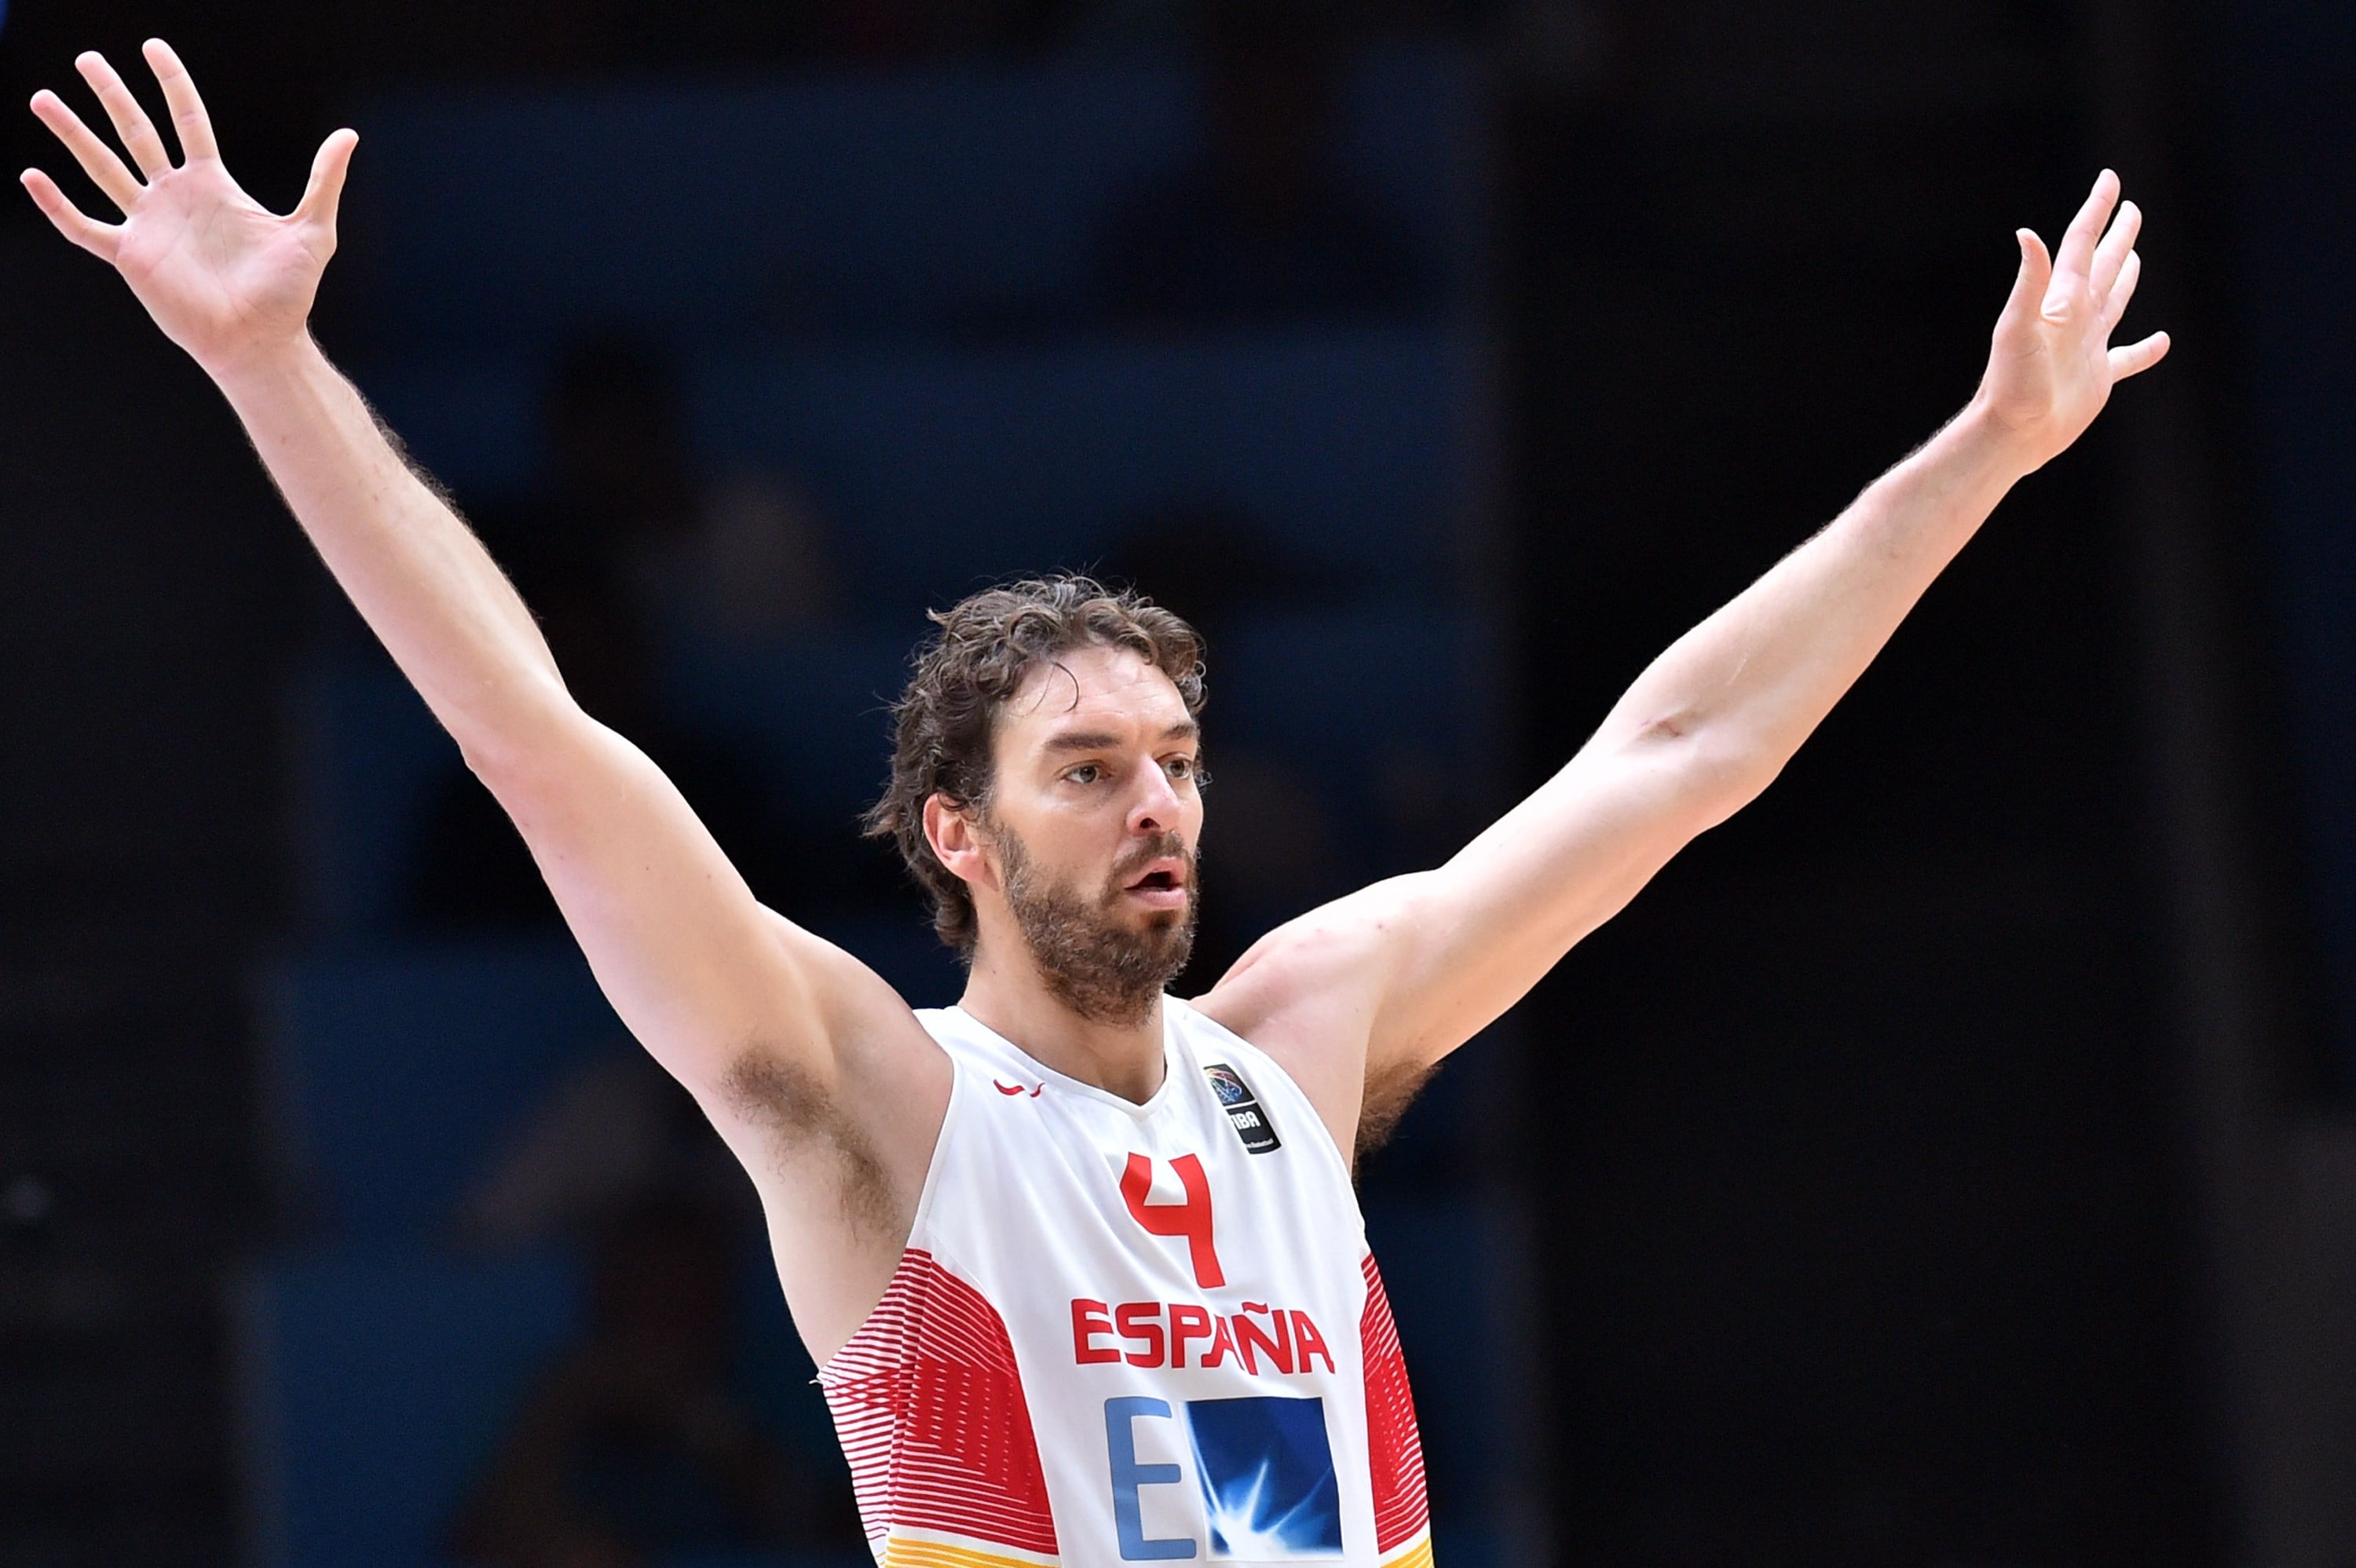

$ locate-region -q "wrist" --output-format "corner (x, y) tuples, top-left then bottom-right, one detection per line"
(1951, 393), (2046, 484)
(203, 328), (329, 399)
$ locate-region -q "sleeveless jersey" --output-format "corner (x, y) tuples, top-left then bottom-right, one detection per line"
(817, 997), (1434, 1567)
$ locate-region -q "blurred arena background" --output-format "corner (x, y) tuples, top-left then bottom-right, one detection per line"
(2, 1), (2354, 1564)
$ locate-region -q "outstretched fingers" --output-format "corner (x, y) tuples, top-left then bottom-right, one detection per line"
(1999, 227), (2053, 334)
(2109, 331), (2171, 382)
(141, 39), (218, 163)
(2054, 168), (2120, 283)
(74, 52), (171, 178)
(28, 88), (142, 212)
(294, 128), (358, 229)
(2102, 249), (2142, 328)
(20, 167), (122, 261)
(2091, 199), (2141, 300)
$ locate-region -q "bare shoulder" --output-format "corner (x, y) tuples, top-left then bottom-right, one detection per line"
(1192, 874), (1429, 1159)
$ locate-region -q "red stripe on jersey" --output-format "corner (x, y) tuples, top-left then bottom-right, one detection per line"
(819, 1249), (1060, 1559)
(1359, 1252), (1432, 1554)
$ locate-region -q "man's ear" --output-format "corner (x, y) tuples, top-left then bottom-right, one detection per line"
(922, 794), (997, 894)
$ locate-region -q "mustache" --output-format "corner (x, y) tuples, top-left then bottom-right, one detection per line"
(1107, 831), (1194, 890)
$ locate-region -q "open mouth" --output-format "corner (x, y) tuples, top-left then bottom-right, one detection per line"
(1120, 858), (1190, 905)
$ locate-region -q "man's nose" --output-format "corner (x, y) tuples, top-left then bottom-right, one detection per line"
(1128, 762), (1182, 836)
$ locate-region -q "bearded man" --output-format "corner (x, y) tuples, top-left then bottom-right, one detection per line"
(23, 40), (2166, 1566)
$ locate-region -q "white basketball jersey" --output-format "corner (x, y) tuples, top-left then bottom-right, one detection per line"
(818, 997), (1434, 1567)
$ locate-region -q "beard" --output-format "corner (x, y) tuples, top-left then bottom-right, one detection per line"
(993, 824), (1199, 1029)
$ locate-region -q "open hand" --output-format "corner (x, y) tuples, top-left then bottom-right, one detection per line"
(20, 39), (357, 375)
(1977, 170), (2170, 471)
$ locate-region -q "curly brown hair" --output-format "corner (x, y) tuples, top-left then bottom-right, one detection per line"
(863, 576), (1206, 955)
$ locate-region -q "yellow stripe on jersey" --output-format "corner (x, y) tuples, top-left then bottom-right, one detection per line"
(884, 1533), (1059, 1568)
(1380, 1528), (1436, 1568)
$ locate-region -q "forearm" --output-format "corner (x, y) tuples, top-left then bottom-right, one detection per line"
(1597, 397), (2036, 791)
(1302, 179), (2162, 1075)
(213, 334), (568, 761)
(1335, 402), (2041, 1068)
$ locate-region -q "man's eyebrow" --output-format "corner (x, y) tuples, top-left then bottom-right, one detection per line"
(1038, 719), (1199, 755)
(1040, 729), (1125, 755)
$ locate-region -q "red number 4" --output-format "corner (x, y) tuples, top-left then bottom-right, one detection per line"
(1120, 1153), (1225, 1288)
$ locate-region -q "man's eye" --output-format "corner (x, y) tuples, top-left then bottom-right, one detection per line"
(1066, 764), (1102, 785)
(1165, 755), (1194, 780)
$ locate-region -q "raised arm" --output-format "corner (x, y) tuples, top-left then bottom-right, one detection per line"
(23, 42), (947, 1347)
(1205, 172), (2168, 1143)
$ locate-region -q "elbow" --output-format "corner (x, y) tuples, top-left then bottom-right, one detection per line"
(1703, 752), (1784, 826)
(448, 676), (593, 795)
(454, 729), (528, 795)
(1637, 720), (1784, 828)
(1699, 738), (1785, 825)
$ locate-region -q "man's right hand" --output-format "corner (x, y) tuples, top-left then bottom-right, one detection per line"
(21, 39), (357, 377)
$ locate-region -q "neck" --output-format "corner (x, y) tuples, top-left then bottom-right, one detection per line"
(958, 938), (1169, 1105)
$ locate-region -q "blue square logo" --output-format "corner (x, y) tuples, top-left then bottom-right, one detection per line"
(1183, 1396), (1343, 1559)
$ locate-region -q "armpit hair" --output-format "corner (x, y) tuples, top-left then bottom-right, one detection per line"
(718, 1050), (898, 1239)
(1355, 1057), (1441, 1168)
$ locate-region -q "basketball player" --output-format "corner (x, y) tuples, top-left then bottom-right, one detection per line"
(24, 41), (2166, 1566)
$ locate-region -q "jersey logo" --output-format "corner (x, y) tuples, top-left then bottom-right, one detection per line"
(1120, 1153), (1225, 1288)
(1203, 1062), (1282, 1154)
(993, 1078), (1044, 1098)
(1104, 1394), (1343, 1560)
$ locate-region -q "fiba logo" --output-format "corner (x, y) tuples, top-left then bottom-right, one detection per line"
(1202, 1062), (1282, 1154)
(1205, 1065), (1250, 1106)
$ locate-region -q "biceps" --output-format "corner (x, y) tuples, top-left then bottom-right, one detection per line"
(473, 713), (818, 1092)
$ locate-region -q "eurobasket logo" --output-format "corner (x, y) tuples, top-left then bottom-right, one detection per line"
(1106, 1394), (1343, 1559)
(1189, 1396), (1343, 1557)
